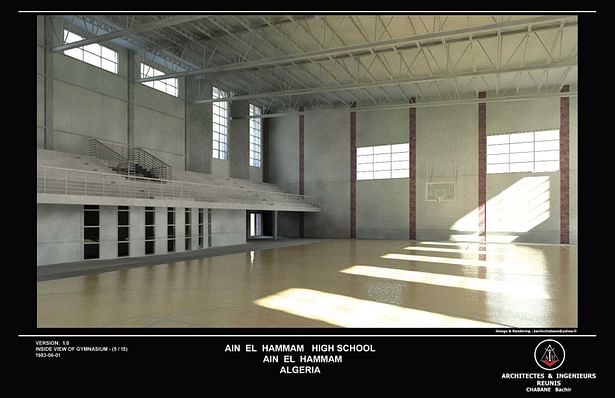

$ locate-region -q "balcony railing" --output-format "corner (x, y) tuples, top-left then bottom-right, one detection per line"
(37, 165), (319, 209)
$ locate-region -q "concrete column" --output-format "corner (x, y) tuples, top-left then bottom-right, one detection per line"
(44, 16), (55, 150)
(155, 207), (167, 254)
(191, 207), (199, 249)
(99, 206), (117, 260)
(299, 107), (305, 238)
(560, 85), (570, 244)
(273, 211), (278, 241)
(478, 92), (487, 244)
(262, 118), (269, 182)
(409, 97), (417, 240)
(350, 102), (357, 239)
(37, 204), (82, 265)
(127, 51), (136, 153)
(229, 100), (250, 179)
(175, 207), (185, 252)
(207, 209), (212, 248)
(185, 77), (212, 173)
(130, 206), (145, 257)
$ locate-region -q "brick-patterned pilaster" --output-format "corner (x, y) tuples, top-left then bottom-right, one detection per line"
(299, 106), (305, 238)
(409, 97), (417, 240)
(350, 103), (357, 239)
(560, 85), (570, 244)
(478, 92), (487, 244)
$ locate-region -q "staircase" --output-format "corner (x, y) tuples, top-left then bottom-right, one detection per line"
(88, 138), (171, 180)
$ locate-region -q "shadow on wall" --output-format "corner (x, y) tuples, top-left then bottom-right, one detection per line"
(450, 176), (550, 243)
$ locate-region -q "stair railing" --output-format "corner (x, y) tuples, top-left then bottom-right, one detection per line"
(130, 147), (172, 180)
(87, 138), (133, 175)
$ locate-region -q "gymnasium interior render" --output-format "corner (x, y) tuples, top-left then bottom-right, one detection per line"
(36, 14), (578, 328)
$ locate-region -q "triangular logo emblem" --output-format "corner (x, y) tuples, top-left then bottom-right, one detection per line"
(540, 345), (559, 367)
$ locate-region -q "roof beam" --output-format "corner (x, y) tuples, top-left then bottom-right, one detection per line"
(196, 59), (577, 103)
(138, 15), (576, 83)
(53, 15), (206, 52)
(199, 15), (316, 41)
(252, 90), (578, 119)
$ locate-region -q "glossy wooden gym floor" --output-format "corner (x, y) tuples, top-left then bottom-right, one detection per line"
(36, 239), (577, 328)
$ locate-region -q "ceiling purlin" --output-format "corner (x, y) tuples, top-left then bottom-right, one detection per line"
(233, 15), (339, 107)
(77, 15), (576, 113)
(140, 21), (286, 107)
(287, 15), (366, 106)
(257, 16), (340, 108)
(206, 15), (344, 110)
(319, 15), (394, 105)
(176, 19), (291, 109)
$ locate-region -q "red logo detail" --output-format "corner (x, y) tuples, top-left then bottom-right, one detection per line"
(542, 359), (559, 367)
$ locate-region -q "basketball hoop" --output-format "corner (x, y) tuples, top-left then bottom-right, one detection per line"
(425, 160), (459, 203)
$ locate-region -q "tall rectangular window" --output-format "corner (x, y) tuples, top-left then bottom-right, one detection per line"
(212, 87), (229, 160)
(145, 207), (155, 255)
(198, 208), (204, 249)
(140, 63), (178, 97)
(487, 129), (560, 174)
(357, 143), (410, 180)
(63, 29), (118, 74)
(167, 207), (176, 253)
(185, 208), (192, 251)
(83, 205), (100, 259)
(249, 104), (262, 167)
(118, 206), (130, 257)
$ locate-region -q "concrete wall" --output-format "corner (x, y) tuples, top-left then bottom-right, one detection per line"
(211, 209), (246, 246)
(154, 207), (167, 255)
(249, 166), (263, 183)
(569, 97), (578, 244)
(229, 100), (250, 180)
(212, 159), (230, 178)
(52, 40), (128, 155)
(37, 204), (82, 265)
(268, 115), (300, 194)
(185, 77), (212, 174)
(267, 98), (577, 244)
(267, 115), (300, 235)
(37, 17), (273, 188)
(416, 104), (478, 241)
(37, 16), (187, 172)
(357, 109), (409, 239)
(134, 84), (185, 171)
(485, 98), (562, 244)
(175, 207), (185, 252)
(303, 109), (350, 238)
(38, 205), (216, 265)
(130, 205), (145, 257)
(36, 16), (44, 148)
(99, 206), (117, 259)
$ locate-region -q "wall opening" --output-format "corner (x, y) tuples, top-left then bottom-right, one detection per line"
(185, 208), (192, 251)
(145, 206), (155, 255)
(117, 206), (129, 257)
(83, 205), (99, 259)
(198, 208), (204, 249)
(167, 207), (176, 252)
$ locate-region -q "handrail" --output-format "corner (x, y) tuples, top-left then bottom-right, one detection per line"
(87, 138), (131, 174)
(131, 147), (172, 180)
(88, 138), (173, 180)
(37, 165), (319, 208)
